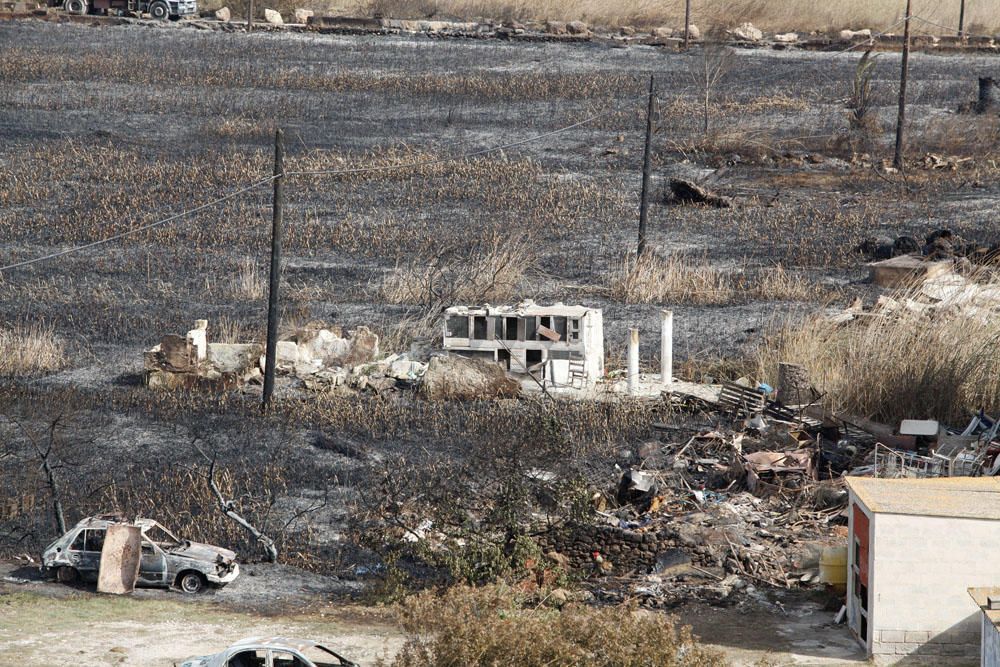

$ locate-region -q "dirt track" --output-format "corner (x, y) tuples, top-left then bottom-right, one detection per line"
(0, 561), (866, 666)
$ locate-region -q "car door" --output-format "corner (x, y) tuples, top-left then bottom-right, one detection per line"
(68, 528), (104, 578)
(137, 539), (167, 587)
(65, 529), (87, 573)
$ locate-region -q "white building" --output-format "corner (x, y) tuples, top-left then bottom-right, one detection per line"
(846, 476), (1000, 664)
(442, 301), (604, 388)
(968, 588), (1000, 667)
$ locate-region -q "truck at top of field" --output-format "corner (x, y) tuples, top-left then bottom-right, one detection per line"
(53, 0), (197, 20)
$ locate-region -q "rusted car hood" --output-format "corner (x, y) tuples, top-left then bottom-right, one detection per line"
(168, 541), (236, 563)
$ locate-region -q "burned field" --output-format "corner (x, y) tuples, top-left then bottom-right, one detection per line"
(3, 17), (1000, 664)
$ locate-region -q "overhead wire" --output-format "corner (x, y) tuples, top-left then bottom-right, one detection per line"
(0, 177), (275, 272)
(0, 105), (631, 273)
(0, 16), (952, 274)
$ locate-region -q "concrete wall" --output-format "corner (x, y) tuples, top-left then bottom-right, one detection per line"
(581, 310), (603, 383)
(442, 309), (604, 387)
(869, 512), (1000, 663)
(982, 613), (1000, 667)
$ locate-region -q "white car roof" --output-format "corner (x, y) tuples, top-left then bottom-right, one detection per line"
(230, 637), (323, 652)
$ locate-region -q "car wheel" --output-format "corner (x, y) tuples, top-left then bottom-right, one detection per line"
(63, 0), (87, 14)
(178, 571), (206, 594)
(148, 0), (169, 19)
(56, 566), (79, 583)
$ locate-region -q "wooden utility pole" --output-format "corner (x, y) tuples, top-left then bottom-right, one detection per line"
(247, 0), (253, 32)
(683, 0), (691, 49)
(638, 75), (655, 256)
(958, 0), (966, 37)
(893, 0), (912, 171)
(262, 129), (284, 411)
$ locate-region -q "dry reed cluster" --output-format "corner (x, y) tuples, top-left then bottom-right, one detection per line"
(755, 277), (1000, 424)
(0, 322), (67, 376)
(608, 252), (822, 305)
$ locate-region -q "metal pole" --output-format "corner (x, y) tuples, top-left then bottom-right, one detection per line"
(958, 0), (966, 38)
(893, 0), (912, 171)
(683, 0), (691, 49)
(247, 0), (253, 32)
(628, 328), (639, 396)
(638, 75), (655, 256)
(262, 128), (284, 411)
(660, 310), (673, 388)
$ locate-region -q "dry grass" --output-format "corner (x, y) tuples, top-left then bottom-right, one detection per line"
(755, 276), (1000, 423)
(0, 322), (67, 376)
(254, 0), (1000, 31)
(607, 252), (822, 305)
(230, 257), (267, 301)
(383, 584), (724, 667)
(381, 231), (535, 306)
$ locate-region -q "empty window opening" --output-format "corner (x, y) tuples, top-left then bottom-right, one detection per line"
(473, 316), (488, 340)
(447, 316), (469, 338)
(526, 349), (543, 367)
(227, 650), (266, 667)
(553, 316), (567, 339)
(569, 318), (581, 342)
(505, 317), (519, 341)
(498, 349), (511, 370)
(538, 316), (552, 340)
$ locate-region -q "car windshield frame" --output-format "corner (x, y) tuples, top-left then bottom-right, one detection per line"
(142, 521), (183, 548)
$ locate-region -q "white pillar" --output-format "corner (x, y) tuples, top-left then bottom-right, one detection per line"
(660, 310), (673, 388)
(628, 328), (639, 395)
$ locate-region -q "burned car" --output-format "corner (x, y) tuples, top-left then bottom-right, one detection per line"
(179, 637), (359, 667)
(41, 515), (239, 593)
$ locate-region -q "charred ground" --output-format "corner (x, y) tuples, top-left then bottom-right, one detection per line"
(0, 20), (999, 661)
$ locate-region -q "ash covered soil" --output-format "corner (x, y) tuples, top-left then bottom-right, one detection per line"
(0, 19), (998, 665)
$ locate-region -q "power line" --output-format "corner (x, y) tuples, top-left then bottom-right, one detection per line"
(911, 14), (996, 41)
(0, 106), (628, 273)
(0, 177), (274, 273)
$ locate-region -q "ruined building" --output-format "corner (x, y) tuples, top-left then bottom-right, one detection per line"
(442, 301), (604, 389)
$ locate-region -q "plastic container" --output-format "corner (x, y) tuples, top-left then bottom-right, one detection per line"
(819, 545), (848, 585)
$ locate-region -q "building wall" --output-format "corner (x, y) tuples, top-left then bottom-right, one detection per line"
(983, 613), (1000, 667)
(868, 512), (1000, 662)
(847, 501), (872, 649)
(442, 309), (604, 387)
(581, 310), (603, 383)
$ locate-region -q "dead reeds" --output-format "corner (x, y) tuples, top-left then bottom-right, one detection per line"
(0, 322), (67, 376)
(755, 273), (1000, 423)
(607, 252), (822, 305)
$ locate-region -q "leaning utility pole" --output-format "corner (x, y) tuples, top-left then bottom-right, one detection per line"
(638, 75), (655, 256)
(683, 0), (691, 49)
(893, 0), (912, 171)
(262, 129), (284, 411)
(958, 0), (966, 38)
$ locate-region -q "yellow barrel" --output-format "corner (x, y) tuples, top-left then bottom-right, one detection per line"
(819, 545), (848, 585)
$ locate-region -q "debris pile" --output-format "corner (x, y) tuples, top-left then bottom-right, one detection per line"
(144, 320), (431, 394)
(143, 320), (531, 399)
(857, 227), (997, 264)
(535, 421), (848, 607)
